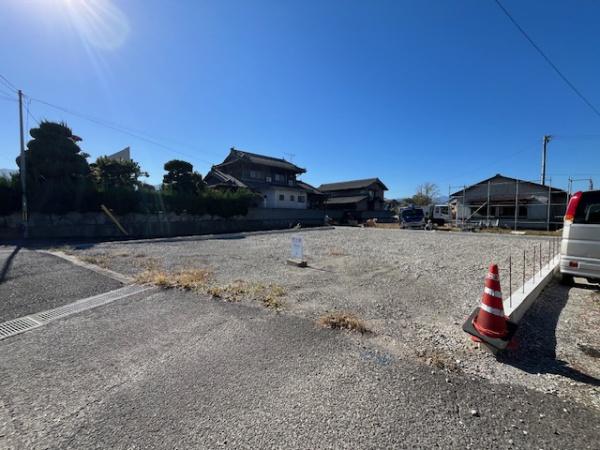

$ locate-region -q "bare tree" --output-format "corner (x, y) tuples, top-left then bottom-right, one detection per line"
(412, 182), (440, 206)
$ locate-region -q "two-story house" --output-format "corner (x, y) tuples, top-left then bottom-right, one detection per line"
(318, 178), (388, 211)
(204, 148), (323, 209)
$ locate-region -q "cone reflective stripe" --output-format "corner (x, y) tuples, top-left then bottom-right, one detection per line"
(472, 264), (507, 339)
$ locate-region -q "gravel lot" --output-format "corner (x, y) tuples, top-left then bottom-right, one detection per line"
(66, 227), (600, 409)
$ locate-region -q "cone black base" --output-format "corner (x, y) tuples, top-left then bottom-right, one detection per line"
(463, 307), (518, 352)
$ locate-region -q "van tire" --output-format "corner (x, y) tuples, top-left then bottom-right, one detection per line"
(558, 273), (575, 286)
(553, 266), (573, 285)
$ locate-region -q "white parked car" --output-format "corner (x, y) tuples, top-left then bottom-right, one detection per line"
(558, 190), (600, 284)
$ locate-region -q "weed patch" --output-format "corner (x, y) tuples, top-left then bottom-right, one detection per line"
(208, 280), (285, 309)
(415, 349), (461, 372)
(135, 267), (285, 309)
(80, 255), (111, 269)
(318, 313), (370, 334)
(135, 268), (213, 290)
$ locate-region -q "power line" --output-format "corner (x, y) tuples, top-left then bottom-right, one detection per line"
(0, 86), (15, 98)
(26, 98), (40, 126)
(493, 0), (600, 120)
(0, 73), (17, 93)
(553, 134), (600, 141)
(28, 96), (215, 167)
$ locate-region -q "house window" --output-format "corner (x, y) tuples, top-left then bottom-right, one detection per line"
(290, 195), (295, 201)
(298, 195), (305, 203)
(279, 194), (284, 201)
(250, 170), (261, 179)
(274, 173), (285, 183)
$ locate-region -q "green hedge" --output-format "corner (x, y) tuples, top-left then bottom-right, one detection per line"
(0, 177), (255, 218)
(0, 176), (20, 215)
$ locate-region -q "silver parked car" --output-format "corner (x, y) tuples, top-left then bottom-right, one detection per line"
(558, 190), (600, 284)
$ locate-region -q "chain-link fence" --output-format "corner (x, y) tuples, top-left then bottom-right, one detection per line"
(448, 178), (568, 231)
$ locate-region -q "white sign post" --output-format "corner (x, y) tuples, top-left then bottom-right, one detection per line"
(287, 235), (307, 267)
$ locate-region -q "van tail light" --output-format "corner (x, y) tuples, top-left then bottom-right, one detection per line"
(565, 191), (583, 223)
(569, 261), (579, 268)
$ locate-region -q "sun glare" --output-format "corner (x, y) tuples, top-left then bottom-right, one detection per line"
(64, 0), (130, 50)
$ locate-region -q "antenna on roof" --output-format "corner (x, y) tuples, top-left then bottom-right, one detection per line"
(284, 152), (295, 161)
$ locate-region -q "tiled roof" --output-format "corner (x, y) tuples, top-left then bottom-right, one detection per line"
(217, 148), (306, 173)
(449, 174), (566, 197)
(324, 195), (368, 205)
(296, 180), (324, 195)
(319, 178), (388, 192)
(205, 168), (247, 188)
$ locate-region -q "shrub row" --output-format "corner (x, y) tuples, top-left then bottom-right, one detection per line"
(0, 176), (255, 218)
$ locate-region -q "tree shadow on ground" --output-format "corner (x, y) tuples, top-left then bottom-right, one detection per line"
(0, 245), (21, 284)
(498, 280), (600, 387)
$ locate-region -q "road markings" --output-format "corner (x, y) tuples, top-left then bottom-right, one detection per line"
(0, 284), (153, 340)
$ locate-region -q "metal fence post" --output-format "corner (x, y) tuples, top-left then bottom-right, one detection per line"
(514, 180), (519, 231)
(486, 180), (491, 226)
(509, 254), (512, 308)
(462, 185), (466, 227)
(522, 249), (525, 293)
(546, 180), (552, 231)
(533, 246), (536, 283)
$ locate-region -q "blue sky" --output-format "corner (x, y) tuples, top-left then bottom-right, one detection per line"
(1, 0), (600, 198)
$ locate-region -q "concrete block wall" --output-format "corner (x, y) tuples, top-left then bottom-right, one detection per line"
(0, 208), (327, 240)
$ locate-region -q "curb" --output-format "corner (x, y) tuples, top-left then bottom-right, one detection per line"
(38, 250), (133, 284)
(504, 255), (560, 324)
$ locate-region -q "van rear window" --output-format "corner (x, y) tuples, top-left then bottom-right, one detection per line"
(574, 191), (600, 224)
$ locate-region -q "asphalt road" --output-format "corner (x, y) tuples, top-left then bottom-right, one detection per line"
(1, 288), (599, 449)
(0, 247), (122, 322)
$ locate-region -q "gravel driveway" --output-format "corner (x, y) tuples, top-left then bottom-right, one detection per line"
(65, 227), (600, 409)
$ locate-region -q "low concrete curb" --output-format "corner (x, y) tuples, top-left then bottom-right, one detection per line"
(38, 250), (133, 284)
(503, 255), (560, 324)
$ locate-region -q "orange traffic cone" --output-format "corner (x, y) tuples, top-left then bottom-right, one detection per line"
(472, 264), (507, 339)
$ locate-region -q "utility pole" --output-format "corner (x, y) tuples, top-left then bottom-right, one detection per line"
(18, 89), (28, 238)
(540, 135), (552, 185)
(590, 179), (594, 191)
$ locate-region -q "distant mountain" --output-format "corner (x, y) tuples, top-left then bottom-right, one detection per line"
(0, 169), (17, 179)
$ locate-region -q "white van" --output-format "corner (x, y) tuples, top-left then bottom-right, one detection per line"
(558, 190), (600, 284)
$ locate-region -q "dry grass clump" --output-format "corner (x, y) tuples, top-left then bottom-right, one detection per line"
(318, 313), (370, 334)
(208, 280), (285, 309)
(415, 349), (461, 372)
(50, 245), (75, 255)
(135, 266), (285, 309)
(135, 268), (213, 291)
(80, 254), (111, 269)
(135, 256), (160, 271)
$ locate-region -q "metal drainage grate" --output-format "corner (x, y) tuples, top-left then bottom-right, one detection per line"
(32, 285), (143, 323)
(0, 285), (152, 341)
(0, 316), (42, 340)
